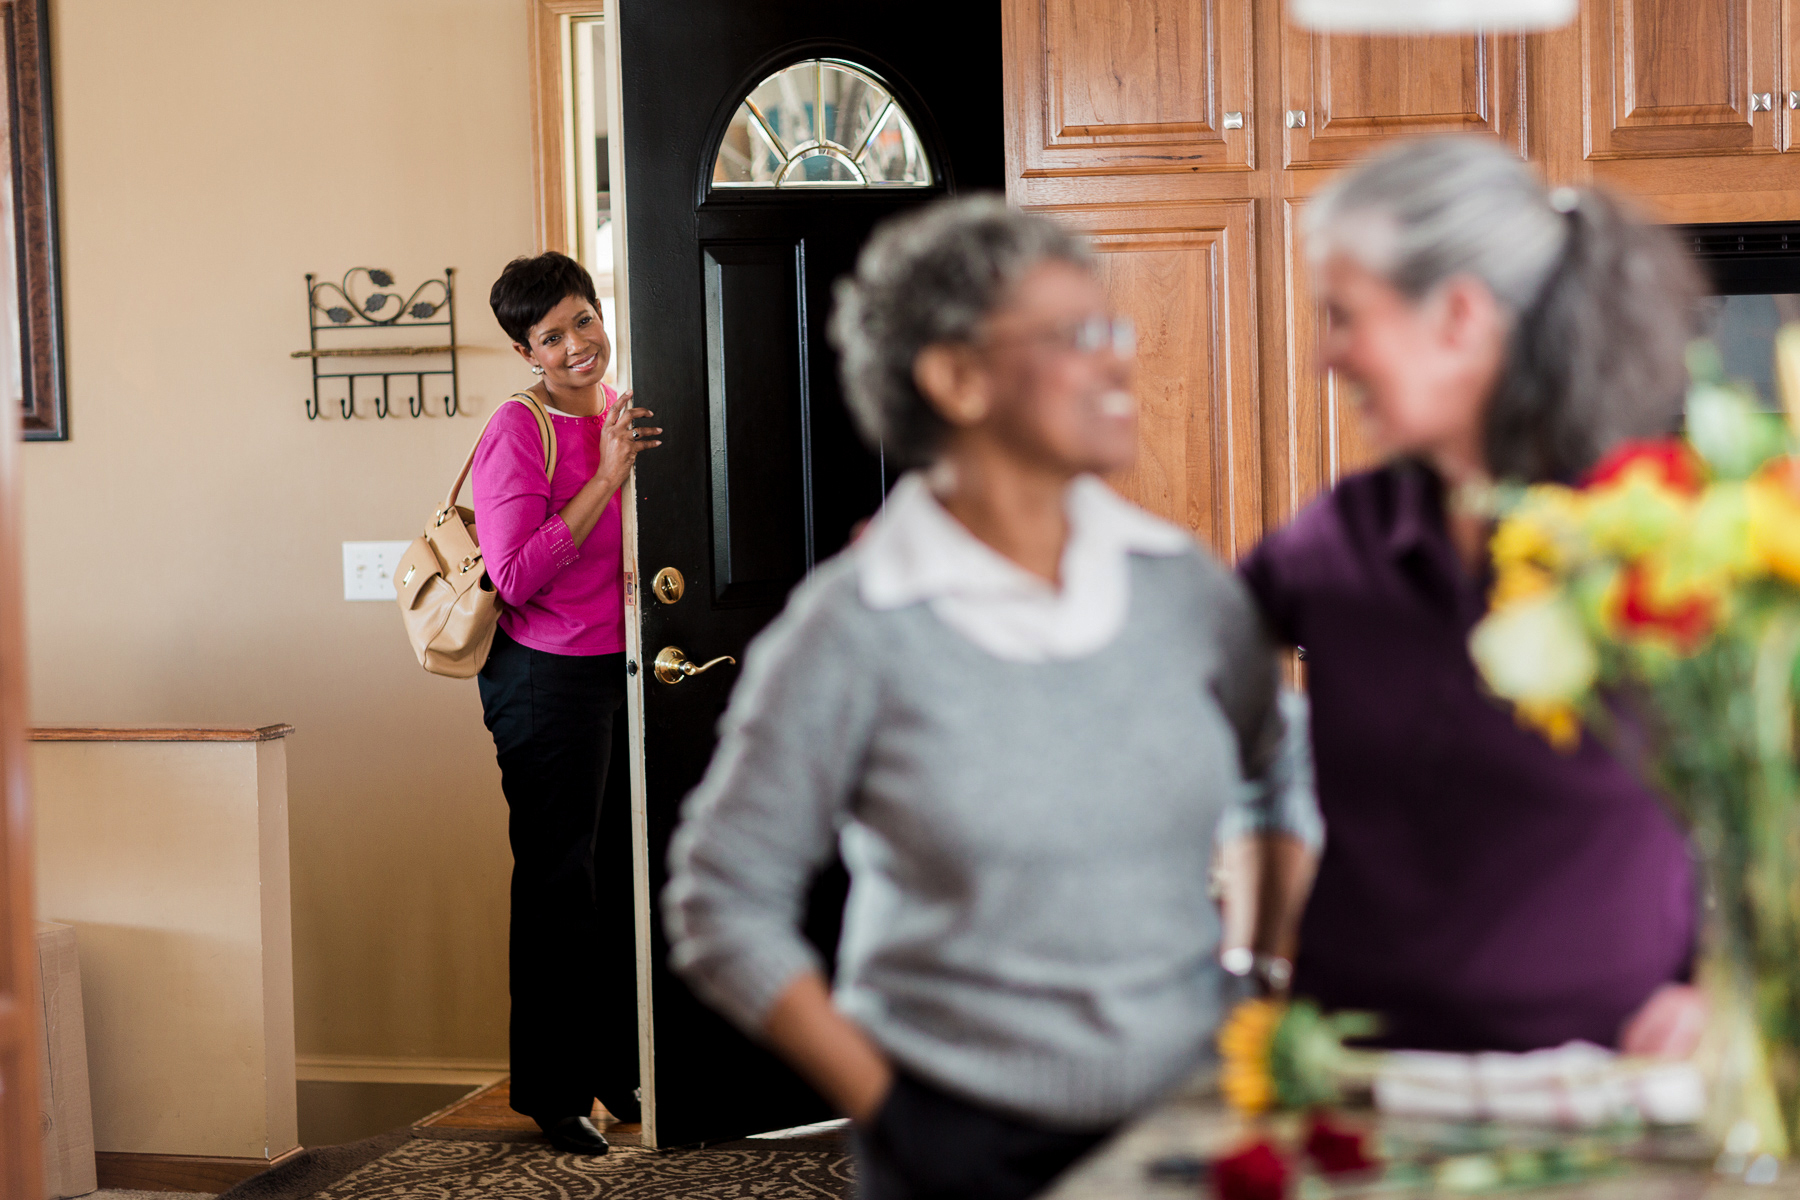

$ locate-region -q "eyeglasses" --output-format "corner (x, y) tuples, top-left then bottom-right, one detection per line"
(1070, 314), (1137, 357)
(985, 314), (1138, 359)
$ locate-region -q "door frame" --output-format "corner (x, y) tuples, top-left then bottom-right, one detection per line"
(527, 0), (660, 1146)
(0, 5), (42, 1173)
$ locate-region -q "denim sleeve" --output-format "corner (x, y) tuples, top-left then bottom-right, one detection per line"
(1216, 689), (1324, 851)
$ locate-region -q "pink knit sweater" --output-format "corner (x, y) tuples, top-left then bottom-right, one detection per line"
(469, 387), (626, 656)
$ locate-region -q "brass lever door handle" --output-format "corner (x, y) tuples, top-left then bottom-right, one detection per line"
(653, 645), (737, 685)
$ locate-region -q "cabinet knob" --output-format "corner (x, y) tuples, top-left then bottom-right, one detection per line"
(1789, 91), (1799, 110)
(1751, 92), (1774, 112)
(1223, 111), (1244, 131)
(1285, 110), (1307, 129)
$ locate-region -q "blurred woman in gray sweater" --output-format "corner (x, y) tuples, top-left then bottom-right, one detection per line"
(663, 197), (1316, 1200)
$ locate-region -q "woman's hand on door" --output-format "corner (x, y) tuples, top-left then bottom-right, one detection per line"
(559, 391), (662, 547)
(595, 390), (662, 494)
(763, 970), (894, 1125)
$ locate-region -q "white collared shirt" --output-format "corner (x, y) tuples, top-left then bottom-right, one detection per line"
(855, 472), (1194, 662)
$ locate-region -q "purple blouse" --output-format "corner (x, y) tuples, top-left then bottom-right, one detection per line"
(1239, 463), (1696, 1053)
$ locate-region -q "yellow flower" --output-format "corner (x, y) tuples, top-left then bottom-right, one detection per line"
(1490, 562), (1554, 610)
(1491, 514), (1557, 575)
(1747, 461), (1800, 586)
(1491, 488), (1587, 577)
(1515, 699), (1582, 753)
(1218, 998), (1282, 1115)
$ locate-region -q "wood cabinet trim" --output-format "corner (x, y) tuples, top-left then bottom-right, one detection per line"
(1280, 197), (1378, 517)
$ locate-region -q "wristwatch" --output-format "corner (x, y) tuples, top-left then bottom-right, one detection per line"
(1221, 947), (1293, 996)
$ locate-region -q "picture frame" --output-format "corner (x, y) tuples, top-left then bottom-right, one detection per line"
(7, 0), (63, 441)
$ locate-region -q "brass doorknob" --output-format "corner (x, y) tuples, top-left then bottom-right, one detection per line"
(653, 645), (736, 685)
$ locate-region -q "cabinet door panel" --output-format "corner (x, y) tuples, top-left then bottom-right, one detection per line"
(1586, 0), (1777, 158)
(1006, 0), (1253, 176)
(1282, 199), (1379, 516)
(1036, 202), (1261, 558)
(1281, 21), (1525, 167)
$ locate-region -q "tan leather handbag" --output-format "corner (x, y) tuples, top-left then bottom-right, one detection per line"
(395, 392), (558, 678)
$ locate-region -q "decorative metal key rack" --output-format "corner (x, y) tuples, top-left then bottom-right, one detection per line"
(296, 267), (459, 419)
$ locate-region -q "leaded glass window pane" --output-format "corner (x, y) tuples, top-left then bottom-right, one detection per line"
(820, 64), (886, 155)
(858, 103), (930, 185)
(782, 152), (862, 186)
(711, 58), (933, 191)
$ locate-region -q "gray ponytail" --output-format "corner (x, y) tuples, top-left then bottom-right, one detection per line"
(1306, 137), (1704, 483)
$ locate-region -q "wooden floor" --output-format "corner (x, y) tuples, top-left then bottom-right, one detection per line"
(418, 1079), (643, 1148)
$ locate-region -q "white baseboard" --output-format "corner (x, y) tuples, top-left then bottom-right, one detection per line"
(295, 1054), (508, 1086)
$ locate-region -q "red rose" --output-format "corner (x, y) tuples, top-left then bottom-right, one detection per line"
(1582, 439), (1703, 494)
(1304, 1114), (1376, 1176)
(1213, 1140), (1288, 1200)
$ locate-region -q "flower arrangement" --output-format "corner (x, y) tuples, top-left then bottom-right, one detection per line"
(1210, 1001), (1630, 1198)
(1468, 334), (1800, 1161)
(1219, 998), (1380, 1115)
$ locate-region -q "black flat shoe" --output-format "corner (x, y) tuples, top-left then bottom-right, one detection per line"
(538, 1114), (610, 1156)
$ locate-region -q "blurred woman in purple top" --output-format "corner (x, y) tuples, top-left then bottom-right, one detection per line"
(1238, 137), (1709, 1057)
(471, 252), (661, 1155)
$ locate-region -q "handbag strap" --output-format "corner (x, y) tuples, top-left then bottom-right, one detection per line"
(438, 391), (559, 517)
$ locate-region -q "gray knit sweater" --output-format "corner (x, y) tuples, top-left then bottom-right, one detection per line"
(663, 547), (1297, 1129)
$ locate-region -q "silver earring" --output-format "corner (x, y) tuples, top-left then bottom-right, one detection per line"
(531, 365), (545, 375)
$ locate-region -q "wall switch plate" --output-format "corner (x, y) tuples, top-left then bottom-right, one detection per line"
(343, 541), (412, 601)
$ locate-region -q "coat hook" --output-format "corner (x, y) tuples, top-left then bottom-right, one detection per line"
(299, 268), (459, 422)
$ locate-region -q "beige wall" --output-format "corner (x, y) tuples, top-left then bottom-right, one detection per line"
(34, 737), (297, 1158)
(22, 0), (540, 1070)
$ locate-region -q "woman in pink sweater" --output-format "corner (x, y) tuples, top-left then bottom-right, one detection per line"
(471, 252), (660, 1155)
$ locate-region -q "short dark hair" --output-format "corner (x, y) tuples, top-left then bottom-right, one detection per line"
(489, 252), (599, 345)
(828, 196), (1088, 468)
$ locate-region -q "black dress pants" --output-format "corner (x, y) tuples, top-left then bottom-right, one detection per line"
(478, 627), (637, 1121)
(855, 1071), (1112, 1200)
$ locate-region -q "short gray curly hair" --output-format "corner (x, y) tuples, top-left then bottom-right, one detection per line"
(828, 195), (1088, 467)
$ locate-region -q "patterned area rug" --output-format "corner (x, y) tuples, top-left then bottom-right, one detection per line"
(218, 1126), (853, 1200)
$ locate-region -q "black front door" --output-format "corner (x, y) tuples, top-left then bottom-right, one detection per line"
(620, 1), (1001, 1148)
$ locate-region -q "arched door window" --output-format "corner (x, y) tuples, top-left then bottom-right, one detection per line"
(711, 59), (933, 190)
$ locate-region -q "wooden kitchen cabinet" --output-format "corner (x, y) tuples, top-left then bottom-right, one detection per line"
(1005, 0), (1254, 176)
(1280, 28), (1527, 167)
(1584, 0), (1779, 159)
